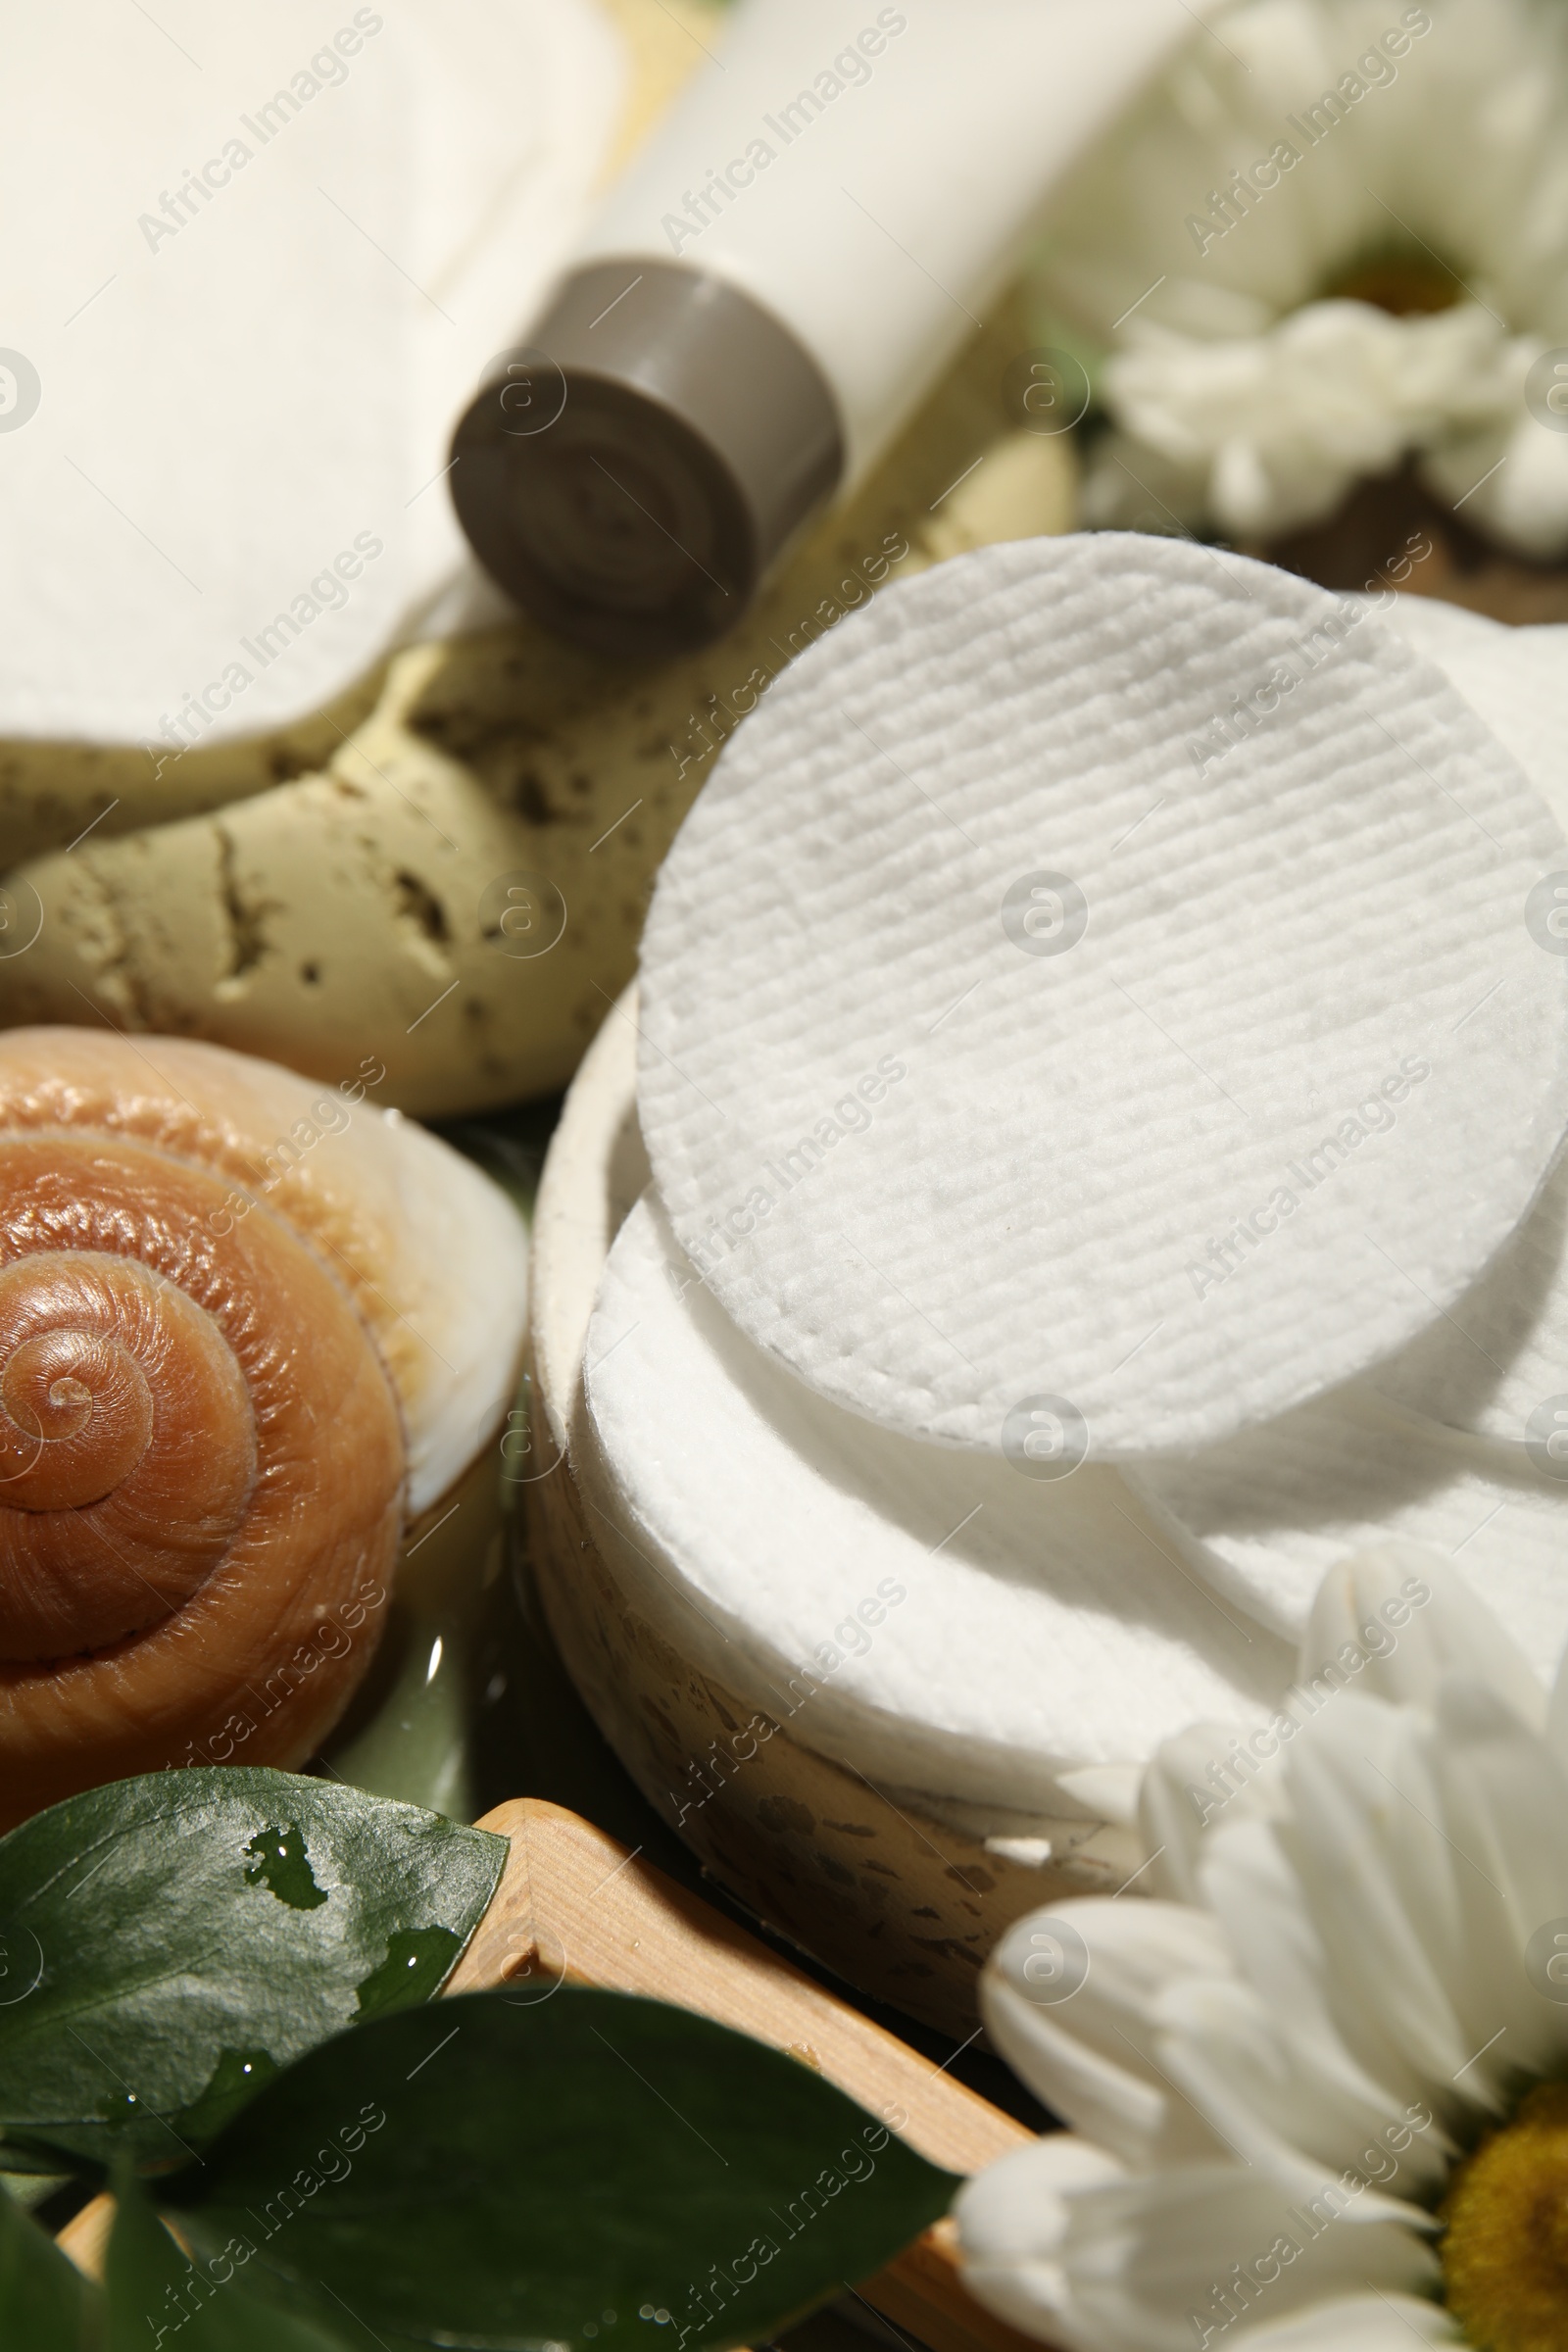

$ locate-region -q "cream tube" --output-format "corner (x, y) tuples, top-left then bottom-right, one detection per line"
(451, 0), (1202, 656)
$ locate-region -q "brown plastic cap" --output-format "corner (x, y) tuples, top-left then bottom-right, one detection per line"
(449, 259), (845, 659)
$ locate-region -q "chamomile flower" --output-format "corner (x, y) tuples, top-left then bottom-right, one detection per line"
(1032, 0), (1568, 557)
(957, 1543), (1568, 2350)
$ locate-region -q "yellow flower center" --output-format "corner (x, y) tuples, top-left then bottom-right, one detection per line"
(1441, 2082), (1568, 2351)
(1322, 251), (1459, 316)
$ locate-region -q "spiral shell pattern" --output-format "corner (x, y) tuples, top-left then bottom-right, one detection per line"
(0, 1132), (405, 1826)
(0, 1250), (254, 1658)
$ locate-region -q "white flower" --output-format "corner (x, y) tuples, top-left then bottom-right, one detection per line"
(1032, 0), (1568, 555)
(956, 1541), (1568, 2350)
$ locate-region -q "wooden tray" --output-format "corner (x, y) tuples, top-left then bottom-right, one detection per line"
(60, 1797), (1051, 2352)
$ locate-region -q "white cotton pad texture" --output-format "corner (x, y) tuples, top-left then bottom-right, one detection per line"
(580, 1189), (1295, 1819)
(0, 1029), (528, 1513)
(1376, 597), (1568, 825)
(1125, 603), (1568, 1690)
(1131, 1389), (1568, 1687)
(636, 534), (1568, 1462)
(1, 0), (620, 745)
(1355, 597), (1568, 1452)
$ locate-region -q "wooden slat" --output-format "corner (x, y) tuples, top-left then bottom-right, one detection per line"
(59, 1799), (1051, 2352)
(450, 1798), (1030, 2178)
(55, 2190), (111, 2278)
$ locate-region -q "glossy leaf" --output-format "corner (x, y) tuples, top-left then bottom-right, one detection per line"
(0, 2180), (103, 2349)
(106, 2166), (344, 2351)
(163, 1987), (957, 2352)
(0, 1770), (506, 2173)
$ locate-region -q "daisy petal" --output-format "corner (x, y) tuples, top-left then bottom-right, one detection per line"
(1140, 1720), (1287, 1904)
(1154, 1972), (1448, 2214)
(1298, 1544), (1544, 1728)
(983, 1900), (1233, 2168)
(966, 2155), (1438, 2352)
(1234, 2289), (1463, 2348)
(956, 2132), (1128, 2351)
(1428, 1678), (1568, 2086)
(1546, 1653), (1568, 1777)
(1424, 408), (1568, 561)
(1200, 1703), (1475, 2105)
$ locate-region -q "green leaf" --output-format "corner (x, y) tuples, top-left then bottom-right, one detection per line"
(0, 1770), (507, 2175)
(162, 1987), (956, 2352)
(0, 2180), (104, 2349)
(105, 2165), (345, 2351)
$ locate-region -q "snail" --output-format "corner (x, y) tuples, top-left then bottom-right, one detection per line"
(0, 1027), (528, 1828)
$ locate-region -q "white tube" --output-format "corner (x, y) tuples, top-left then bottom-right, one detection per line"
(450, 0), (1208, 653)
(575, 0), (1202, 482)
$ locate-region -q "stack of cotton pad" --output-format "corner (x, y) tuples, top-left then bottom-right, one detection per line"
(1, 0), (620, 745)
(565, 534), (1568, 1844)
(1129, 589), (1568, 1673)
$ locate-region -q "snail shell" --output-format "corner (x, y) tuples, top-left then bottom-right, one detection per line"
(0, 1029), (528, 1826)
(0, 1029), (529, 1513)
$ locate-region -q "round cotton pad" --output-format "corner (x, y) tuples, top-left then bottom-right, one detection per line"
(1132, 1387), (1568, 1684)
(1376, 597), (1568, 835)
(1361, 600), (1568, 1450)
(580, 1193), (1293, 1816)
(637, 534), (1568, 1459)
(0, 0), (618, 746)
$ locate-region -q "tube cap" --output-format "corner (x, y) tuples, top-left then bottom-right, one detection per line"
(449, 259), (845, 659)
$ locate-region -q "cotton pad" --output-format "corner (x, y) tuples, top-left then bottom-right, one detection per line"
(1376, 598), (1568, 830)
(1361, 1096), (1568, 1452)
(579, 1191), (1295, 1818)
(637, 534), (1568, 1460)
(0, 0), (619, 746)
(1355, 601), (1568, 1449)
(1132, 1389), (1568, 1682)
